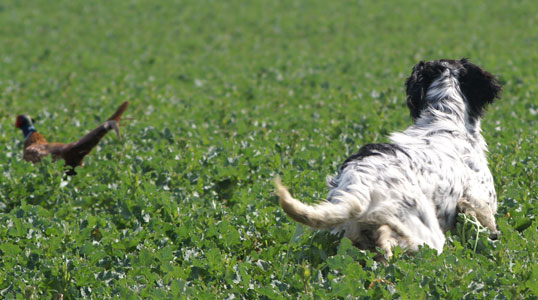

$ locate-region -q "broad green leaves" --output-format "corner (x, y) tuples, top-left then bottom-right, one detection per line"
(0, 0), (537, 298)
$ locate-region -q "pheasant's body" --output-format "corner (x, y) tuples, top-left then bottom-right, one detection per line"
(16, 101), (129, 174)
(23, 132), (63, 163)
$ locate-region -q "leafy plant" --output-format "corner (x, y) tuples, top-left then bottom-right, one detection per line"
(0, 0), (536, 298)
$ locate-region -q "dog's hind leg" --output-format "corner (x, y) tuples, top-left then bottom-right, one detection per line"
(274, 177), (363, 229)
(370, 213), (423, 252)
(366, 190), (446, 254)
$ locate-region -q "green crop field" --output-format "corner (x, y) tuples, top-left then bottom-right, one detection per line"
(0, 0), (536, 299)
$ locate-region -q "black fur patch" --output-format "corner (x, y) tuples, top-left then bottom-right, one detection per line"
(458, 58), (502, 122)
(405, 61), (446, 120)
(405, 58), (502, 121)
(340, 143), (410, 171)
(404, 58), (501, 122)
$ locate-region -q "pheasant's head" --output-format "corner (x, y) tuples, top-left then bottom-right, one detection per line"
(15, 115), (36, 138)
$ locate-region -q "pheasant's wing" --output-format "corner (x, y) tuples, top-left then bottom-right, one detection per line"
(62, 120), (118, 167)
(23, 144), (49, 163)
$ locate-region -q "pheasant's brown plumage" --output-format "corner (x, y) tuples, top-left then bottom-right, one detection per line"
(16, 101), (129, 174)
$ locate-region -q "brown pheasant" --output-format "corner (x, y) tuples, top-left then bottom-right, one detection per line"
(15, 101), (129, 174)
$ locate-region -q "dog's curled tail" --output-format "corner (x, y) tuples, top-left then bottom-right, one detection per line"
(274, 177), (361, 228)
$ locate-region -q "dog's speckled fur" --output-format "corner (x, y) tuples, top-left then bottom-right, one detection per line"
(275, 59), (501, 257)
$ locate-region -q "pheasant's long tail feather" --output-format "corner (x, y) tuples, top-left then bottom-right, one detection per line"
(63, 101), (128, 168)
(107, 101), (129, 122)
(63, 121), (117, 167)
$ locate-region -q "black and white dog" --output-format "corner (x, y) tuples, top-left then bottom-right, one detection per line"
(275, 59), (501, 257)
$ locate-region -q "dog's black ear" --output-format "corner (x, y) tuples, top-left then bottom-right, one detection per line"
(405, 61), (427, 120)
(459, 59), (502, 121)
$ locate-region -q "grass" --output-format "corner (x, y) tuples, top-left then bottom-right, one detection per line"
(0, 0), (536, 299)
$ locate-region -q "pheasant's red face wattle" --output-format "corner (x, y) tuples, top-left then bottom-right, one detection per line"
(15, 116), (22, 128)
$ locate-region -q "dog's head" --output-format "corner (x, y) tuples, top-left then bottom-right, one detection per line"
(405, 58), (502, 122)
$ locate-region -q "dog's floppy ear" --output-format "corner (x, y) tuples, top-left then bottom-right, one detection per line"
(405, 61), (427, 120)
(458, 58), (502, 121)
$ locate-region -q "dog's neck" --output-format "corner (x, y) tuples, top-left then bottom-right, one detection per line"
(412, 72), (487, 150)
